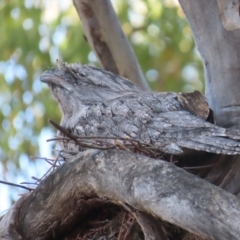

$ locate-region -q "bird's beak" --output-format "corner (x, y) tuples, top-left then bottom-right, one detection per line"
(41, 73), (74, 92)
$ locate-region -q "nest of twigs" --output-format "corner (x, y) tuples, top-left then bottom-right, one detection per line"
(48, 119), (175, 161)
(48, 119), (208, 173)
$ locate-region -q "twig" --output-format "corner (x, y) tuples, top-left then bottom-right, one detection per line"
(31, 156), (57, 162)
(47, 135), (144, 144)
(0, 180), (33, 191)
(48, 119), (168, 160)
(49, 119), (116, 150)
(184, 164), (215, 170)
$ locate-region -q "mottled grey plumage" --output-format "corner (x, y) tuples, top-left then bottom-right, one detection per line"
(41, 63), (240, 155)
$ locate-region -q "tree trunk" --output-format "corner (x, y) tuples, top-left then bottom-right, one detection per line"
(179, 0), (240, 128)
(179, 0), (240, 197)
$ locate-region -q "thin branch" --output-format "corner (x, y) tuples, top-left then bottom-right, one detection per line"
(0, 180), (33, 191)
(49, 119), (116, 150)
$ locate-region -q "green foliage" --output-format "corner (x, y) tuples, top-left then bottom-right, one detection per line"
(0, 0), (203, 209)
(116, 0), (203, 92)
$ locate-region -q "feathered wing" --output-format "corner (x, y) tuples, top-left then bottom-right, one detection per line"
(65, 90), (240, 155)
(41, 63), (240, 155)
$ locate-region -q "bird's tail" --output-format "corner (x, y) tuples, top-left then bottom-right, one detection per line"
(179, 132), (240, 155)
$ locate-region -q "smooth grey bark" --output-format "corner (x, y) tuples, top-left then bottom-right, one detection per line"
(73, 0), (150, 91)
(178, 0), (240, 129)
(178, 0), (240, 198)
(1, 150), (240, 240)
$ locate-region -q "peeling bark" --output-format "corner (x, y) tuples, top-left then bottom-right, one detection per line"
(216, 0), (240, 31)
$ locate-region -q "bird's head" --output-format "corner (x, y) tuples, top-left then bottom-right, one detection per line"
(41, 62), (141, 122)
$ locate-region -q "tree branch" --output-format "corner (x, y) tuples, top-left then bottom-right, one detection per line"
(178, 0), (240, 128)
(73, 0), (150, 90)
(1, 149), (240, 239)
(178, 0), (240, 201)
